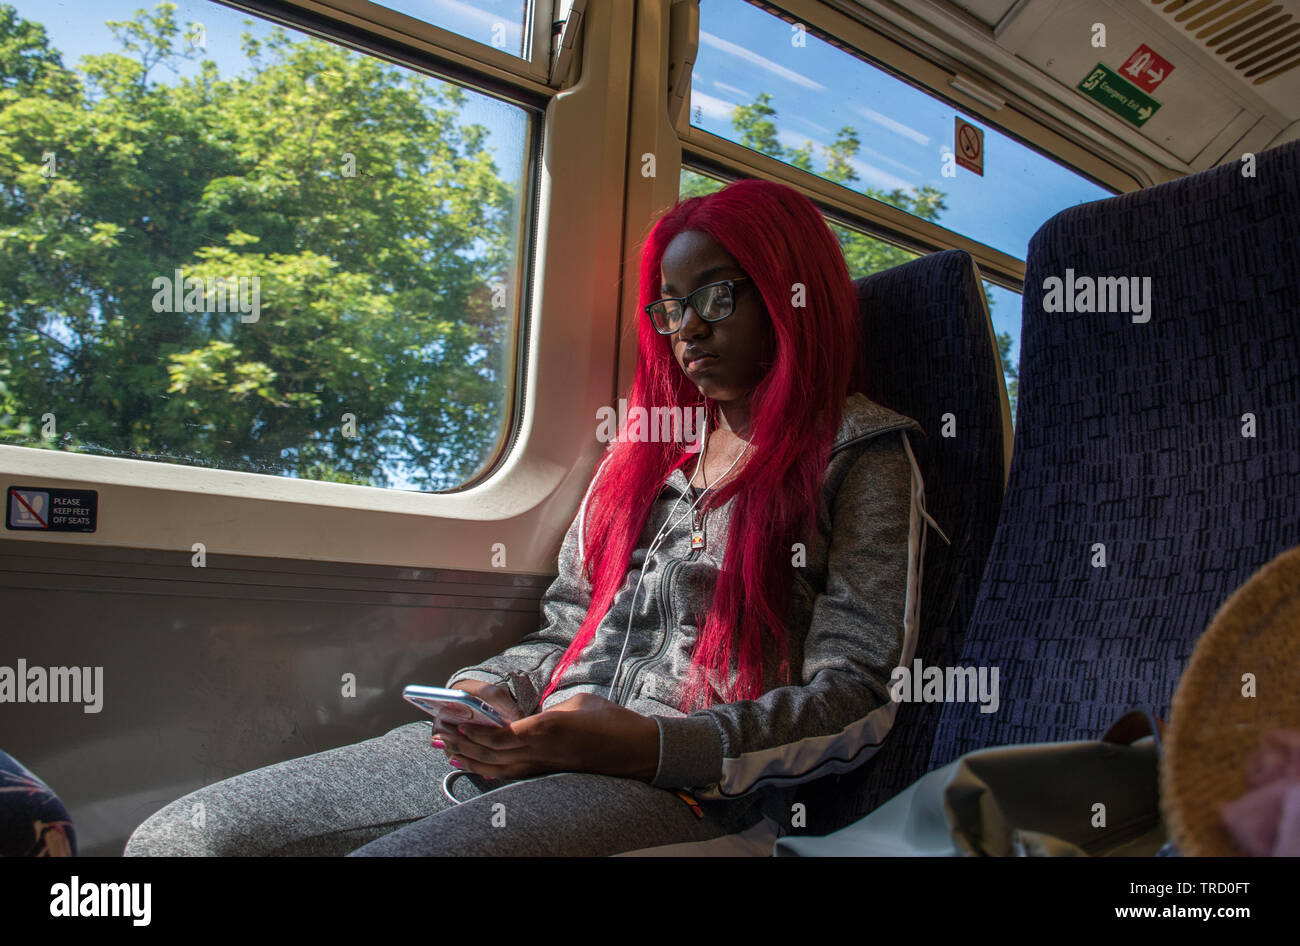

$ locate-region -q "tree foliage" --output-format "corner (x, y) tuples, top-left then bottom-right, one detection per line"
(0, 2), (518, 488)
(0, 4), (1019, 488)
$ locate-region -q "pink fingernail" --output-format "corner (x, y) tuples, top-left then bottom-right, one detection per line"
(431, 739), (444, 748)
(450, 760), (463, 768)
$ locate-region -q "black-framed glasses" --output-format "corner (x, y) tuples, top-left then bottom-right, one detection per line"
(644, 276), (750, 335)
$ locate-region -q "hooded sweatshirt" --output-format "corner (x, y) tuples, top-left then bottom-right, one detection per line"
(446, 392), (944, 804)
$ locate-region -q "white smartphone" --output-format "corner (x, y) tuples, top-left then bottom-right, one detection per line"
(403, 685), (507, 727)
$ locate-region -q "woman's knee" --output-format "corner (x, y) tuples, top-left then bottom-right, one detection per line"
(124, 723), (450, 856)
(123, 790), (232, 856)
(347, 772), (707, 856)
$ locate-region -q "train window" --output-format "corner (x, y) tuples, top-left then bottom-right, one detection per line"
(680, 166), (727, 199)
(680, 167), (1018, 421)
(0, 0), (535, 491)
(689, 0), (1114, 261)
(682, 167), (920, 279)
(371, 0), (529, 59)
(829, 218), (919, 279)
(682, 166), (916, 273)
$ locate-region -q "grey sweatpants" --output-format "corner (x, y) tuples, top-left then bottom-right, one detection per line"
(122, 721), (780, 856)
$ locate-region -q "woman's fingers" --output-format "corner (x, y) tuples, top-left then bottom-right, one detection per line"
(434, 726), (524, 768)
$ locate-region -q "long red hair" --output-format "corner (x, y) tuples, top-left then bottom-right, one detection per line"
(539, 178), (865, 712)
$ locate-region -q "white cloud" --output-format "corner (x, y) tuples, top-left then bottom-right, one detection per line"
(846, 158), (914, 193)
(425, 1), (521, 35)
(775, 128), (828, 155)
(773, 129), (915, 192)
(699, 30), (826, 91)
(789, 113), (832, 137)
(690, 89), (740, 123)
(712, 80), (751, 99)
(852, 104), (931, 146)
(858, 144), (923, 178)
(691, 93), (919, 192)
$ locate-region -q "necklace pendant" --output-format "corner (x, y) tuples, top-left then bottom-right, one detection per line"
(690, 528), (705, 550)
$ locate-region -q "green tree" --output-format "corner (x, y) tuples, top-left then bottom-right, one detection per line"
(731, 91), (783, 159)
(996, 330), (1019, 423)
(0, 2), (518, 488)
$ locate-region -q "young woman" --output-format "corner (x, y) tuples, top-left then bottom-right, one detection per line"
(123, 178), (932, 856)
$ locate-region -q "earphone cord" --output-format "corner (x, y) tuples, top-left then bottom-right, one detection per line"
(606, 400), (750, 703)
(441, 768), (513, 805)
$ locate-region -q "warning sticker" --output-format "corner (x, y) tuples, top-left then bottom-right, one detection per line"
(1119, 44), (1174, 94)
(6, 485), (97, 532)
(1077, 63), (1161, 128)
(955, 117), (984, 176)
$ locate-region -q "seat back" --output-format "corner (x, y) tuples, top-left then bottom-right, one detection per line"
(791, 249), (1010, 832)
(928, 139), (1300, 768)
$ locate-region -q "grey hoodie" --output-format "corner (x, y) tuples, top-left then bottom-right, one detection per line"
(447, 392), (944, 805)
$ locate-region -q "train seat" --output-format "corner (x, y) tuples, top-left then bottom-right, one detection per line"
(789, 248), (1011, 833)
(925, 137), (1300, 771)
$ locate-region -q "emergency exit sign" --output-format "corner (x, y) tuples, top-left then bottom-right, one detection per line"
(1077, 63), (1162, 128)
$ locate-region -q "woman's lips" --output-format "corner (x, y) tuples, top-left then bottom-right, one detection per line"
(685, 353), (718, 373)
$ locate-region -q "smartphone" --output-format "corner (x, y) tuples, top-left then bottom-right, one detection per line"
(403, 685), (507, 727)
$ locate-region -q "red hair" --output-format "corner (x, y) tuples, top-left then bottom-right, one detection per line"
(539, 178), (866, 712)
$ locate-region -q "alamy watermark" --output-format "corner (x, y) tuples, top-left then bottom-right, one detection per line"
(1042, 268), (1151, 323)
(152, 268), (260, 323)
(50, 877), (150, 926)
(595, 398), (706, 451)
(889, 659), (999, 713)
(0, 659), (103, 713)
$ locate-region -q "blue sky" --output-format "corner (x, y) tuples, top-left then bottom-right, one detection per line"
(692, 0), (1116, 360)
(692, 0), (1113, 258)
(11, 1), (527, 156)
(13, 0), (1089, 406)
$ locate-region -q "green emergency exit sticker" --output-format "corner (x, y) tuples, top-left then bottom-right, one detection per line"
(1077, 63), (1161, 127)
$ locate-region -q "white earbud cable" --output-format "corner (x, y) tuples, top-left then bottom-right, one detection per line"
(606, 401), (750, 702)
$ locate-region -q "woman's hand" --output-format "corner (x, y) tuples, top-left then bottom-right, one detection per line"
(431, 692), (661, 782)
(444, 679), (523, 725)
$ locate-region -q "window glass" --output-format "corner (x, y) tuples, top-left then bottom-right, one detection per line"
(983, 280), (1022, 425)
(829, 220), (920, 279)
(678, 170), (1019, 423)
(681, 167), (919, 278)
(690, 0), (1113, 260)
(373, 0), (529, 59)
(680, 166), (728, 200)
(0, 0), (532, 490)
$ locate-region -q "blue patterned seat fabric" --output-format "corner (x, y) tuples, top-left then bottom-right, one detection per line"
(928, 138), (1300, 769)
(789, 249), (1009, 832)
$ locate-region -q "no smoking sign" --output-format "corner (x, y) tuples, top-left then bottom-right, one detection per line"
(955, 117), (984, 176)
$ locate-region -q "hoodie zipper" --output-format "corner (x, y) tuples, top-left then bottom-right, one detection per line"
(614, 549), (699, 706)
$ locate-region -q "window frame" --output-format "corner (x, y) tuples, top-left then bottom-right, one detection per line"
(0, 0), (1140, 571)
(0, 0), (635, 573)
(245, 0), (560, 88)
(678, 0), (1142, 293)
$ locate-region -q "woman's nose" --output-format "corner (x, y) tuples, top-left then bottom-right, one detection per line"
(677, 304), (709, 338)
